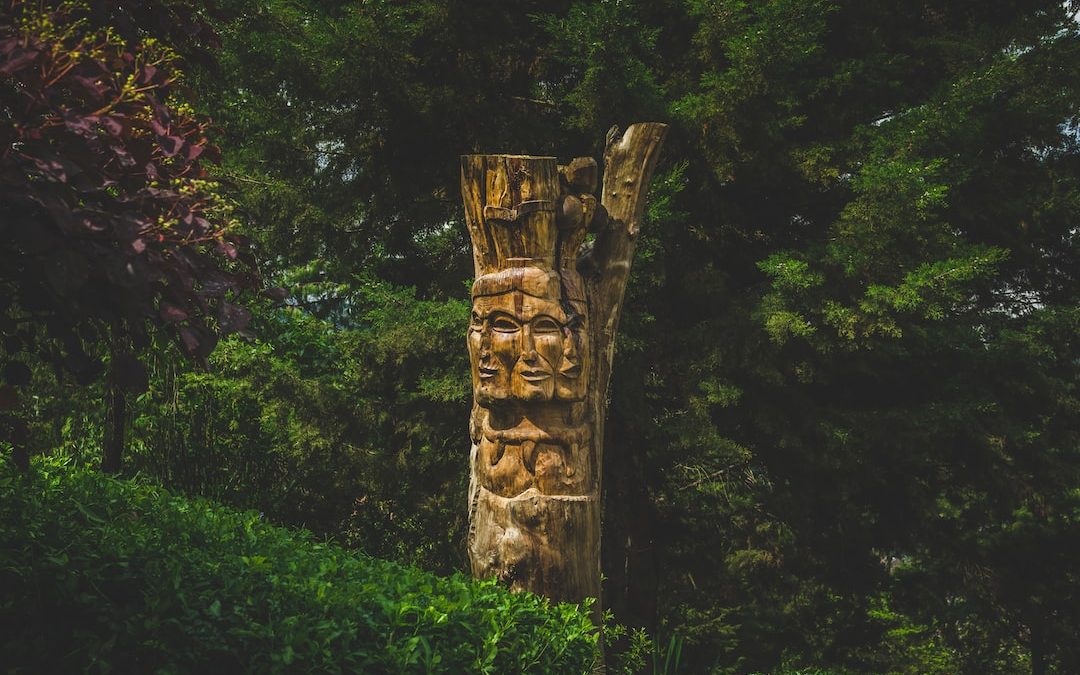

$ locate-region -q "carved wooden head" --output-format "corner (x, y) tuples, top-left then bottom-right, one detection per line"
(462, 155), (590, 407)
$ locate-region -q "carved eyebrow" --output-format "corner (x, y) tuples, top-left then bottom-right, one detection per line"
(563, 313), (584, 329)
(489, 312), (521, 331)
(532, 315), (561, 331)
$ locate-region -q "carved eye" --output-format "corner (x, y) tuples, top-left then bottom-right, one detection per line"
(491, 314), (520, 333)
(470, 312), (484, 330)
(532, 316), (561, 334)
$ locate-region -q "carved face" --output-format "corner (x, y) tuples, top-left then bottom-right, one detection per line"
(469, 291), (565, 404)
(555, 312), (588, 401)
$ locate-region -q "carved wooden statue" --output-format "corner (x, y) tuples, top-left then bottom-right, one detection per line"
(461, 123), (668, 612)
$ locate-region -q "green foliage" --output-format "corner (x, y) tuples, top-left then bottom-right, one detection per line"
(0, 457), (597, 673)
(36, 278), (471, 573)
(193, 0), (585, 291)
(547, 1), (1080, 672)
(603, 613), (685, 675)
(10, 0), (1080, 672)
(540, 0), (666, 131)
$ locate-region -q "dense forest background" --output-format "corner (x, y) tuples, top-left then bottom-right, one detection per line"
(4, 0), (1080, 672)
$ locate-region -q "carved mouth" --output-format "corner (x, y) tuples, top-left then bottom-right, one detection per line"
(518, 370), (551, 382)
(479, 366), (499, 379)
(559, 363), (581, 378)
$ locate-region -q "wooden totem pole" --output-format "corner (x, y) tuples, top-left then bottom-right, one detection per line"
(461, 123), (668, 613)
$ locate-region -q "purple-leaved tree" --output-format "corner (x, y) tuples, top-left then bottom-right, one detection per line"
(0, 0), (269, 469)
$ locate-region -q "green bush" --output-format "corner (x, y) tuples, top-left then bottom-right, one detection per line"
(0, 458), (596, 673)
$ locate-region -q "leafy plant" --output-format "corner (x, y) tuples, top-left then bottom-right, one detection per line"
(0, 456), (597, 673)
(0, 0), (258, 427)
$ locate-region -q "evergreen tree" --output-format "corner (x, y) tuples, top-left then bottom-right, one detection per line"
(17, 0), (1080, 671)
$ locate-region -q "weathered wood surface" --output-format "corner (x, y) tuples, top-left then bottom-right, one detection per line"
(461, 123), (668, 616)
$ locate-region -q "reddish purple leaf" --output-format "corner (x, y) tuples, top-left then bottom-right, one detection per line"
(99, 116), (124, 137)
(202, 144), (222, 163)
(179, 323), (217, 359)
(139, 64), (159, 84)
(112, 145), (136, 167)
(62, 112), (97, 138)
(0, 47), (40, 76)
(262, 287), (289, 303)
(159, 301), (190, 323)
(31, 157), (67, 182)
(218, 303), (252, 333)
(80, 216), (108, 233)
(69, 75), (106, 101)
(142, 186), (179, 199)
(217, 239), (238, 259)
(178, 325), (200, 354)
(157, 134), (185, 157)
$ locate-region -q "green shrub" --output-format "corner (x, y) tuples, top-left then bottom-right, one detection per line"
(0, 458), (596, 673)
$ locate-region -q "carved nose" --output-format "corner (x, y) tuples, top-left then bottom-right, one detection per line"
(521, 326), (536, 357)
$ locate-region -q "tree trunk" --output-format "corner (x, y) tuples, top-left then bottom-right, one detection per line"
(602, 407), (659, 636)
(101, 338), (127, 475)
(9, 441), (28, 472)
(1030, 620), (1046, 675)
(461, 123), (668, 617)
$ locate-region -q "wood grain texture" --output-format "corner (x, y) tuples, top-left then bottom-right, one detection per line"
(461, 123), (668, 618)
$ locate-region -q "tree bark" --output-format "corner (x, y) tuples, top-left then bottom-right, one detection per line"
(1030, 619), (1046, 675)
(602, 405), (660, 636)
(101, 338), (127, 475)
(461, 123), (668, 618)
